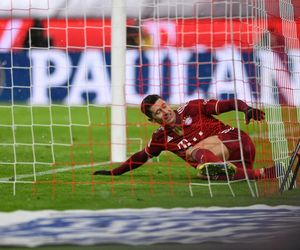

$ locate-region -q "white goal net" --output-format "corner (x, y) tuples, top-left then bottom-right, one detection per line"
(0, 0), (299, 196)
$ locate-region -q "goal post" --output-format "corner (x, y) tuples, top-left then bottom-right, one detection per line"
(111, 0), (127, 162)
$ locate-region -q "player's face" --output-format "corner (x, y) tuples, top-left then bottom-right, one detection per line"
(150, 98), (176, 126)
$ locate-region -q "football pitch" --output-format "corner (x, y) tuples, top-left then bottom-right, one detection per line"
(0, 106), (299, 211)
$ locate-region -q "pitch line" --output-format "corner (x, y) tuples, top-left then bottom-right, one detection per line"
(1, 126), (299, 183)
(0, 161), (111, 182)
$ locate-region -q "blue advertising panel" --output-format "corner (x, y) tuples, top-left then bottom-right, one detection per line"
(0, 48), (299, 105)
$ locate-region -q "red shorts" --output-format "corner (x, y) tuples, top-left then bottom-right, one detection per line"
(217, 128), (255, 169)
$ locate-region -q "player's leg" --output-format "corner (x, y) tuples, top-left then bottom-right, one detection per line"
(188, 128), (256, 180)
(186, 135), (230, 161)
(186, 135), (237, 179)
(218, 129), (263, 180)
(220, 130), (277, 179)
(188, 129), (277, 180)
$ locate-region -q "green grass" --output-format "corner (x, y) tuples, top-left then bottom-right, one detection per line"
(0, 105), (299, 211)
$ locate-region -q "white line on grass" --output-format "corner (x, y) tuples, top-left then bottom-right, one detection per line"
(0, 161), (111, 182)
(1, 125), (299, 183)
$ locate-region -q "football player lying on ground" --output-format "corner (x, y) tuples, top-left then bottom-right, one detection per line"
(94, 94), (276, 180)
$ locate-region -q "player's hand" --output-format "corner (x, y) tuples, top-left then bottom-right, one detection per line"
(245, 107), (265, 124)
(93, 170), (112, 175)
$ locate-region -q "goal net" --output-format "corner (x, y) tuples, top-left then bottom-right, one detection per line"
(0, 0), (299, 197)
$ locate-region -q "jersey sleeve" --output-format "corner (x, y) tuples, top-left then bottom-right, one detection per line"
(188, 99), (219, 115)
(215, 99), (249, 114)
(187, 99), (250, 116)
(145, 133), (165, 157)
(110, 149), (149, 175)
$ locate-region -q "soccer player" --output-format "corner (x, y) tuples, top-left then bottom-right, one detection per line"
(94, 94), (272, 180)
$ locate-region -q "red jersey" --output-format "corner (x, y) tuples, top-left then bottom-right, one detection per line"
(109, 98), (252, 176)
(145, 99), (232, 167)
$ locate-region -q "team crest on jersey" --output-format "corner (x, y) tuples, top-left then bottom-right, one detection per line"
(183, 116), (192, 125)
(167, 136), (173, 142)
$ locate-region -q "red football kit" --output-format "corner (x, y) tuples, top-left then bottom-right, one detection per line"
(110, 99), (256, 179)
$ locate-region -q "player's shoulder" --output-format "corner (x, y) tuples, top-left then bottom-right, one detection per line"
(150, 126), (166, 144)
(152, 126), (165, 137)
(189, 98), (218, 107)
(177, 99), (205, 114)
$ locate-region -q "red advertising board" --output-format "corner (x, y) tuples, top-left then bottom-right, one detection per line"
(0, 18), (299, 50)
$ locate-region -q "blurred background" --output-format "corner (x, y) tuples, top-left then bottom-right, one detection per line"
(0, 0), (299, 18)
(0, 0), (299, 105)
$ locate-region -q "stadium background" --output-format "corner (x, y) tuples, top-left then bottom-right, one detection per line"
(0, 0), (300, 105)
(0, 0), (300, 249)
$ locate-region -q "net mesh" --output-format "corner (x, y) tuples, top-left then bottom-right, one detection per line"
(0, 0), (299, 197)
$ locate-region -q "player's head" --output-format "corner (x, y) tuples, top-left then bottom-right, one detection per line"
(141, 94), (176, 125)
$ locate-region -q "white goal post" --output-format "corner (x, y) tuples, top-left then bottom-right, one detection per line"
(111, 0), (127, 162)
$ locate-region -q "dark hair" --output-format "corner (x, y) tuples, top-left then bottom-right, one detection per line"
(140, 94), (162, 118)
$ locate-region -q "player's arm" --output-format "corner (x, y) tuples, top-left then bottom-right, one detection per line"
(203, 99), (265, 124)
(93, 130), (163, 176)
(93, 149), (151, 176)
